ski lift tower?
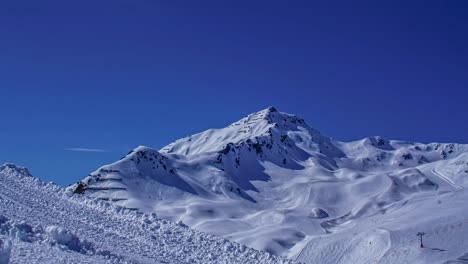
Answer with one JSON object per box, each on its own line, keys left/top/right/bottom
{"left": 417, "top": 232, "right": 426, "bottom": 248}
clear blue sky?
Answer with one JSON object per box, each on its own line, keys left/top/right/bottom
{"left": 0, "top": 0, "right": 467, "bottom": 185}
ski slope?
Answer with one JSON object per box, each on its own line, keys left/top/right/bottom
{"left": 65, "top": 107, "right": 468, "bottom": 263}
{"left": 294, "top": 167, "right": 468, "bottom": 264}
{"left": 0, "top": 164, "right": 293, "bottom": 264}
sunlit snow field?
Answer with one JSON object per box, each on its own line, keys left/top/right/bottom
{"left": 63, "top": 108, "right": 468, "bottom": 263}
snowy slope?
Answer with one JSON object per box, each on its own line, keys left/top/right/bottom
{"left": 0, "top": 164, "right": 293, "bottom": 264}
{"left": 294, "top": 159, "right": 468, "bottom": 264}
{"left": 70, "top": 107, "right": 468, "bottom": 263}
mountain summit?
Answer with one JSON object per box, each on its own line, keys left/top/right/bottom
{"left": 69, "top": 108, "right": 468, "bottom": 261}
{"left": 161, "top": 107, "right": 326, "bottom": 155}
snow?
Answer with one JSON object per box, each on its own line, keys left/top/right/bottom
{"left": 66, "top": 107, "right": 468, "bottom": 263}
{"left": 45, "top": 225, "right": 92, "bottom": 253}
{"left": 308, "top": 208, "right": 329, "bottom": 219}
{"left": 0, "top": 238, "right": 11, "bottom": 264}
{"left": 294, "top": 187, "right": 468, "bottom": 264}
{"left": 7, "top": 107, "right": 468, "bottom": 263}
{"left": 0, "top": 164, "right": 294, "bottom": 263}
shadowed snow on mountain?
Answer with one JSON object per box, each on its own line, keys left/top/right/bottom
{"left": 65, "top": 107, "right": 468, "bottom": 262}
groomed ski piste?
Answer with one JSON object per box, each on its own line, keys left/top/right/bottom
{"left": 0, "top": 163, "right": 294, "bottom": 264}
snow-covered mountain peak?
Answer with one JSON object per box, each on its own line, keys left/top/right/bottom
{"left": 125, "top": 145, "right": 164, "bottom": 159}
{"left": 226, "top": 106, "right": 311, "bottom": 134}
{"left": 160, "top": 107, "right": 325, "bottom": 156}
{"left": 0, "top": 163, "right": 32, "bottom": 178}
{"left": 363, "top": 136, "right": 393, "bottom": 149}
{"left": 68, "top": 107, "right": 468, "bottom": 261}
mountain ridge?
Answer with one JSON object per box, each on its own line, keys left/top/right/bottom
{"left": 68, "top": 107, "right": 468, "bottom": 262}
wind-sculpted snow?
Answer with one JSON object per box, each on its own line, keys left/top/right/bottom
{"left": 67, "top": 107, "right": 468, "bottom": 262}
{"left": 0, "top": 164, "right": 294, "bottom": 264}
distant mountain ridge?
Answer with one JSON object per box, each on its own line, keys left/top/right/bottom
{"left": 68, "top": 107, "right": 468, "bottom": 262}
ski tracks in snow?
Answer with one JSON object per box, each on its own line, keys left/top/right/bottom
{"left": 295, "top": 228, "right": 391, "bottom": 264}
{"left": 431, "top": 169, "right": 463, "bottom": 191}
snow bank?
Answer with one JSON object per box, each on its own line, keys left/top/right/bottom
{"left": 45, "top": 226, "right": 93, "bottom": 253}
{"left": 0, "top": 238, "right": 11, "bottom": 264}
{"left": 0, "top": 166, "right": 294, "bottom": 264}
{"left": 0, "top": 214, "right": 94, "bottom": 256}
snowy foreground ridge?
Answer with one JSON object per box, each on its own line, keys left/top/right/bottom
{"left": 0, "top": 164, "right": 293, "bottom": 264}
{"left": 3, "top": 107, "right": 468, "bottom": 264}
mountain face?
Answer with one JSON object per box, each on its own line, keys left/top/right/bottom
{"left": 0, "top": 163, "right": 292, "bottom": 264}
{"left": 69, "top": 107, "right": 468, "bottom": 263}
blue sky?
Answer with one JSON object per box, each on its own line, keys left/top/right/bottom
{"left": 0, "top": 1, "right": 467, "bottom": 185}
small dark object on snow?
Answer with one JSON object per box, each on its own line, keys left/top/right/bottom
{"left": 417, "top": 232, "right": 426, "bottom": 248}
{"left": 74, "top": 182, "right": 86, "bottom": 194}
